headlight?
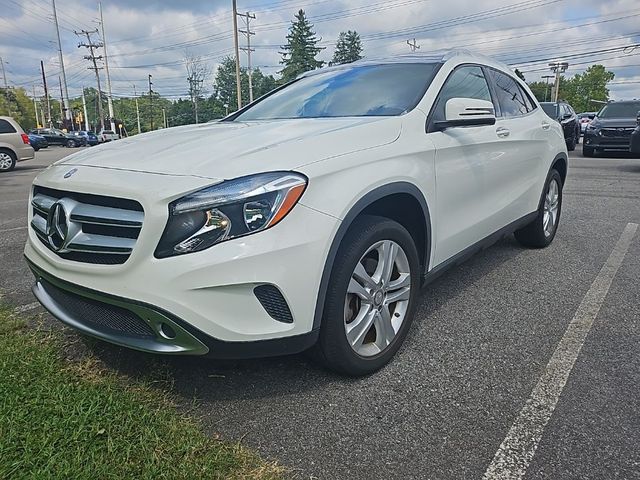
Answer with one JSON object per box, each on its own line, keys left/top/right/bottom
{"left": 155, "top": 171, "right": 307, "bottom": 258}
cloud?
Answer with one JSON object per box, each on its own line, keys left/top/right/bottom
{"left": 1, "top": 0, "right": 638, "bottom": 102}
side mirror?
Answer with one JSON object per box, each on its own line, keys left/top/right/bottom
{"left": 434, "top": 98, "right": 496, "bottom": 131}
{"left": 562, "top": 113, "right": 572, "bottom": 120}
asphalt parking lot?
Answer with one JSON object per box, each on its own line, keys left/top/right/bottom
{"left": 1, "top": 145, "right": 639, "bottom": 479}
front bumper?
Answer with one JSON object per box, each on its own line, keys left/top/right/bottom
{"left": 583, "top": 131, "right": 632, "bottom": 151}
{"left": 24, "top": 166, "right": 339, "bottom": 355}
{"left": 630, "top": 130, "right": 640, "bottom": 154}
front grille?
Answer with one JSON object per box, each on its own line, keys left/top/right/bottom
{"left": 41, "top": 278, "right": 156, "bottom": 338}
{"left": 254, "top": 285, "right": 294, "bottom": 323}
{"left": 600, "top": 128, "right": 633, "bottom": 138}
{"left": 30, "top": 186, "right": 144, "bottom": 265}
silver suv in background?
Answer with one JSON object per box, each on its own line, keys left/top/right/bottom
{"left": 0, "top": 116, "right": 35, "bottom": 172}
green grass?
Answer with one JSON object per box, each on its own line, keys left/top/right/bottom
{"left": 0, "top": 307, "right": 284, "bottom": 479}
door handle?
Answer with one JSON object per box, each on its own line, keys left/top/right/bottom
{"left": 496, "top": 127, "right": 510, "bottom": 138}
{"left": 541, "top": 122, "right": 551, "bottom": 130}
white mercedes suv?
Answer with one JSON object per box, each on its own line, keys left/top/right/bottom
{"left": 25, "top": 51, "right": 567, "bottom": 375}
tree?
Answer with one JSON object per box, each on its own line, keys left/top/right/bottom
{"left": 527, "top": 80, "right": 551, "bottom": 102}
{"left": 0, "top": 87, "right": 37, "bottom": 130}
{"left": 331, "top": 30, "right": 363, "bottom": 65}
{"left": 184, "top": 52, "right": 211, "bottom": 123}
{"left": 279, "top": 9, "right": 324, "bottom": 82}
{"left": 560, "top": 65, "right": 614, "bottom": 112}
{"left": 212, "top": 56, "right": 276, "bottom": 112}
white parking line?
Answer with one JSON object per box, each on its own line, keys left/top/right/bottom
{"left": 0, "top": 226, "right": 27, "bottom": 234}
{"left": 483, "top": 222, "right": 638, "bottom": 480}
{"left": 14, "top": 302, "right": 41, "bottom": 314}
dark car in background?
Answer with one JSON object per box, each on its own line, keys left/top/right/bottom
{"left": 630, "top": 112, "right": 640, "bottom": 156}
{"left": 29, "top": 128, "right": 85, "bottom": 148}
{"left": 577, "top": 112, "right": 597, "bottom": 135}
{"left": 72, "top": 130, "right": 99, "bottom": 146}
{"left": 540, "top": 101, "right": 580, "bottom": 151}
{"left": 28, "top": 133, "right": 48, "bottom": 151}
{"left": 583, "top": 100, "right": 640, "bottom": 157}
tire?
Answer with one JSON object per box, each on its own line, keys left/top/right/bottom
{"left": 566, "top": 135, "right": 576, "bottom": 151}
{"left": 310, "top": 215, "right": 420, "bottom": 376}
{"left": 515, "top": 169, "right": 563, "bottom": 248}
{"left": 582, "top": 145, "right": 595, "bottom": 157}
{"left": 33, "top": 146, "right": 40, "bottom": 152}
{"left": 0, "top": 149, "right": 17, "bottom": 172}
{"left": 66, "top": 139, "right": 76, "bottom": 148}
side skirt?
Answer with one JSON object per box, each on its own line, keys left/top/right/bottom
{"left": 422, "top": 211, "right": 538, "bottom": 286}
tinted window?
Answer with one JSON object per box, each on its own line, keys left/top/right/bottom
{"left": 0, "top": 119, "right": 16, "bottom": 134}
{"left": 432, "top": 66, "right": 492, "bottom": 121}
{"left": 541, "top": 103, "right": 558, "bottom": 117}
{"left": 598, "top": 102, "right": 640, "bottom": 119}
{"left": 234, "top": 63, "right": 440, "bottom": 120}
{"left": 520, "top": 86, "right": 537, "bottom": 112}
{"left": 490, "top": 70, "right": 529, "bottom": 117}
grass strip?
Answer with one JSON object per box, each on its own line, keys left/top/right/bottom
{"left": 0, "top": 308, "right": 283, "bottom": 479}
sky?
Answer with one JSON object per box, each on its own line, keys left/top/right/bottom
{"left": 1, "top": 0, "right": 639, "bottom": 103}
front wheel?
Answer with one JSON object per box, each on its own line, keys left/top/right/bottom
{"left": 0, "top": 150, "right": 17, "bottom": 172}
{"left": 515, "top": 169, "right": 562, "bottom": 248}
{"left": 66, "top": 139, "right": 76, "bottom": 148}
{"left": 311, "top": 215, "right": 420, "bottom": 376}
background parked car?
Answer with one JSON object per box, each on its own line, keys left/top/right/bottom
{"left": 0, "top": 116, "right": 35, "bottom": 172}
{"left": 540, "top": 101, "right": 581, "bottom": 151}
{"left": 577, "top": 112, "right": 597, "bottom": 135}
{"left": 583, "top": 100, "right": 640, "bottom": 157}
{"left": 72, "top": 130, "right": 99, "bottom": 146}
{"left": 98, "top": 130, "right": 120, "bottom": 142}
{"left": 630, "top": 112, "right": 640, "bottom": 155}
{"left": 28, "top": 133, "right": 48, "bottom": 151}
{"left": 30, "top": 128, "right": 86, "bottom": 147}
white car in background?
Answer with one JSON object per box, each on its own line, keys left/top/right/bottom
{"left": 98, "top": 129, "right": 120, "bottom": 142}
{"left": 25, "top": 50, "right": 567, "bottom": 375}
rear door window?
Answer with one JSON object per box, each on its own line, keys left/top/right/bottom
{"left": 0, "top": 119, "right": 16, "bottom": 134}
{"left": 431, "top": 65, "right": 493, "bottom": 122}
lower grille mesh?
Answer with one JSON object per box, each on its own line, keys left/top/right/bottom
{"left": 41, "top": 279, "right": 156, "bottom": 338}
{"left": 254, "top": 285, "right": 293, "bottom": 324}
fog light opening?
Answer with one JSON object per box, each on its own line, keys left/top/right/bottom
{"left": 159, "top": 322, "right": 177, "bottom": 340}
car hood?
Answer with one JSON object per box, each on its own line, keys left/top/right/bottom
{"left": 57, "top": 117, "right": 402, "bottom": 180}
{"left": 592, "top": 118, "right": 638, "bottom": 128}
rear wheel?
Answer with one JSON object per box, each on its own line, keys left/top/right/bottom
{"left": 66, "top": 139, "right": 76, "bottom": 148}
{"left": 515, "top": 169, "right": 562, "bottom": 248}
{"left": 311, "top": 215, "right": 420, "bottom": 376}
{"left": 0, "top": 149, "right": 17, "bottom": 172}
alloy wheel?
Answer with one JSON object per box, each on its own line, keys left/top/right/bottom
{"left": 0, "top": 152, "right": 14, "bottom": 170}
{"left": 344, "top": 240, "right": 412, "bottom": 357}
{"left": 543, "top": 178, "right": 560, "bottom": 237}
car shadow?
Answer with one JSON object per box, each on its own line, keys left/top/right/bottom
{"left": 80, "top": 236, "right": 526, "bottom": 402}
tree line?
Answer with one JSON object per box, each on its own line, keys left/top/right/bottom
{"left": 0, "top": 8, "right": 615, "bottom": 133}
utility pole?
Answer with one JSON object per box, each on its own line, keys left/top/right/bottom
{"left": 40, "top": 60, "right": 52, "bottom": 127}
{"left": 32, "top": 85, "right": 40, "bottom": 128}
{"left": 407, "top": 38, "right": 420, "bottom": 52}
{"left": 76, "top": 29, "right": 105, "bottom": 131}
{"left": 187, "top": 75, "right": 203, "bottom": 123}
{"left": 81, "top": 88, "right": 89, "bottom": 130}
{"left": 548, "top": 61, "right": 568, "bottom": 103}
{"left": 232, "top": 0, "right": 242, "bottom": 110}
{"left": 58, "top": 76, "right": 65, "bottom": 126}
{"left": 0, "top": 57, "right": 7, "bottom": 90}
{"left": 98, "top": 2, "right": 116, "bottom": 132}
{"left": 162, "top": 107, "right": 167, "bottom": 129}
{"left": 237, "top": 11, "right": 256, "bottom": 103}
{"left": 541, "top": 74, "right": 554, "bottom": 102}
{"left": 148, "top": 74, "right": 154, "bottom": 131}
{"left": 52, "top": 0, "right": 71, "bottom": 126}
{"left": 133, "top": 84, "right": 141, "bottom": 134}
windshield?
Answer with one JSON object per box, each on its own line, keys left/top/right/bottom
{"left": 541, "top": 103, "right": 558, "bottom": 117}
{"left": 234, "top": 63, "right": 440, "bottom": 121}
{"left": 598, "top": 102, "right": 640, "bottom": 119}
